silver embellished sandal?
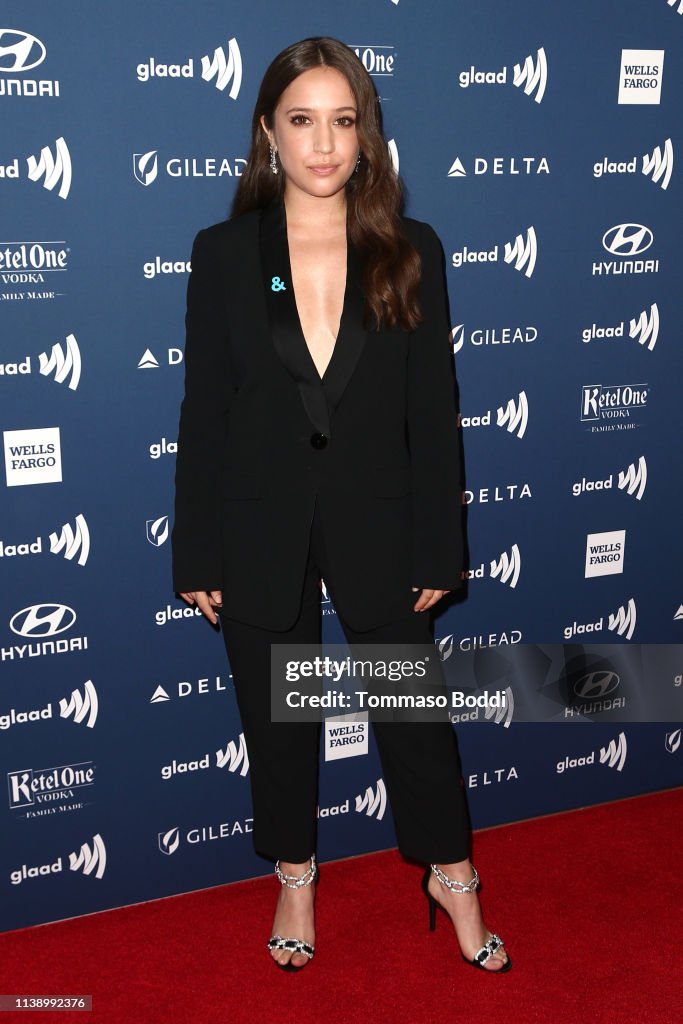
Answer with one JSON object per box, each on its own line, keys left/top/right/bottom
{"left": 267, "top": 853, "right": 317, "bottom": 972}
{"left": 421, "top": 862, "right": 512, "bottom": 973}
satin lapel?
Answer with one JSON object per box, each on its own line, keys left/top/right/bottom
{"left": 259, "top": 194, "right": 369, "bottom": 438}
{"left": 259, "top": 195, "right": 330, "bottom": 437}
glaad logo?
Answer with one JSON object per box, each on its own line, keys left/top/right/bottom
{"left": 355, "top": 778, "right": 386, "bottom": 819}
{"left": 0, "top": 240, "right": 69, "bottom": 302}
{"left": 27, "top": 137, "right": 71, "bottom": 198}
{"left": 0, "top": 514, "right": 90, "bottom": 564}
{"left": 582, "top": 303, "right": 659, "bottom": 352}
{"left": 387, "top": 138, "right": 399, "bottom": 174}
{"left": 594, "top": 139, "right": 673, "bottom": 190}
{"left": 451, "top": 323, "right": 538, "bottom": 353}
{"left": 564, "top": 598, "right": 637, "bottom": 641}
{"left": 146, "top": 515, "right": 169, "bottom": 547}
{"left": 585, "top": 530, "right": 625, "bottom": 579}
{"left": 459, "top": 48, "right": 548, "bottom": 103}
{"left": 448, "top": 154, "right": 549, "bottom": 177}
{"left": 593, "top": 224, "right": 658, "bottom": 276}
{"left": 40, "top": 334, "right": 81, "bottom": 389}
{"left": 0, "top": 28, "right": 59, "bottom": 97}
{"left": 143, "top": 257, "right": 191, "bottom": 280}
{"left": 451, "top": 228, "right": 537, "bottom": 278}
{"left": 0, "top": 333, "right": 81, "bottom": 389}
{"left": 59, "top": 680, "right": 98, "bottom": 727}
{"left": 490, "top": 545, "right": 521, "bottom": 588}
{"left": 498, "top": 392, "right": 529, "bottom": 438}
{"left": 216, "top": 734, "right": 250, "bottom": 776}
{"left": 1, "top": 138, "right": 72, "bottom": 199}
{"left": 10, "top": 833, "right": 106, "bottom": 885}
{"left": 572, "top": 457, "right": 647, "bottom": 501}
{"left": 149, "top": 437, "right": 177, "bottom": 459}
{"left": 4, "top": 426, "right": 62, "bottom": 487}
{"left": 458, "top": 391, "right": 529, "bottom": 437}
{"left": 50, "top": 514, "right": 90, "bottom": 564}
{"left": 136, "top": 39, "right": 242, "bottom": 99}
{"left": 0, "top": 679, "right": 98, "bottom": 731}
{"left": 667, "top": 0, "right": 683, "bottom": 14}
{"left": 133, "top": 148, "right": 246, "bottom": 186}
{"left": 556, "top": 733, "right": 627, "bottom": 773}
{"left": 618, "top": 49, "right": 664, "bottom": 105}
{"left": 161, "top": 733, "right": 250, "bottom": 779}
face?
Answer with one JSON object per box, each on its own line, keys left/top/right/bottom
{"left": 261, "top": 65, "right": 359, "bottom": 201}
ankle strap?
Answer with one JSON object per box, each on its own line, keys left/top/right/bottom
{"left": 275, "top": 853, "right": 317, "bottom": 889}
{"left": 430, "top": 862, "right": 480, "bottom": 893}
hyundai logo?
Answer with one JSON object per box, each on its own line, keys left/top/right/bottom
{"left": 573, "top": 671, "right": 621, "bottom": 700}
{"left": 10, "top": 603, "right": 77, "bottom": 638}
{"left": 0, "top": 29, "right": 46, "bottom": 73}
{"left": 602, "top": 223, "right": 653, "bottom": 257}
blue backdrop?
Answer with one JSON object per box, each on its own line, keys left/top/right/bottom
{"left": 1, "top": 0, "right": 681, "bottom": 931}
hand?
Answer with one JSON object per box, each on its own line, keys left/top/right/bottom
{"left": 179, "top": 589, "right": 223, "bottom": 624}
{"left": 412, "top": 586, "right": 450, "bottom": 612}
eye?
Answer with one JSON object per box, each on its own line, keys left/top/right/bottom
{"left": 336, "top": 116, "right": 356, "bottom": 127}
{"left": 290, "top": 114, "right": 310, "bottom": 125}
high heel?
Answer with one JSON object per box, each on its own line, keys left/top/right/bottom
{"left": 267, "top": 854, "right": 317, "bottom": 972}
{"left": 421, "top": 864, "right": 512, "bottom": 974}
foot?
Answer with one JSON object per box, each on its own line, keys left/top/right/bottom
{"left": 428, "top": 860, "right": 509, "bottom": 972}
{"left": 270, "top": 859, "right": 316, "bottom": 969}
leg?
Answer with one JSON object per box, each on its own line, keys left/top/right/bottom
{"left": 218, "top": 498, "right": 328, "bottom": 968}
{"left": 312, "top": 513, "right": 509, "bottom": 970}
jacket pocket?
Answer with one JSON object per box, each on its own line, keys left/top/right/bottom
{"left": 372, "top": 467, "right": 412, "bottom": 497}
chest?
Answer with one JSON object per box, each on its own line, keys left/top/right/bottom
{"left": 287, "top": 233, "right": 348, "bottom": 377}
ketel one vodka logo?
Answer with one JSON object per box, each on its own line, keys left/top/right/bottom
{"left": 459, "top": 48, "right": 548, "bottom": 103}
{"left": 580, "top": 383, "right": 649, "bottom": 429}
{"left": 136, "top": 38, "right": 242, "bottom": 99}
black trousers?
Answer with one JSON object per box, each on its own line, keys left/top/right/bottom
{"left": 218, "top": 496, "right": 472, "bottom": 865}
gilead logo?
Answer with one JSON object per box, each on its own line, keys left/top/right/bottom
{"left": 3, "top": 426, "right": 62, "bottom": 486}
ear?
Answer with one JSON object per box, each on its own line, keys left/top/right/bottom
{"left": 259, "top": 115, "right": 273, "bottom": 148}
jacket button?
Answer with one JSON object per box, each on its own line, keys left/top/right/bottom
{"left": 310, "top": 432, "right": 328, "bottom": 449}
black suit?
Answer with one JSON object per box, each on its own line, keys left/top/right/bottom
{"left": 171, "top": 192, "right": 465, "bottom": 631}
{"left": 171, "top": 193, "right": 471, "bottom": 865}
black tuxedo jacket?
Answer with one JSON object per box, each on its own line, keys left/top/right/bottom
{"left": 171, "top": 193, "right": 465, "bottom": 631}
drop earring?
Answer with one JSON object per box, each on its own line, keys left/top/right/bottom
{"left": 354, "top": 150, "right": 361, "bottom": 174}
{"left": 269, "top": 143, "right": 278, "bottom": 175}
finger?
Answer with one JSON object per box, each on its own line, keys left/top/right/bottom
{"left": 180, "top": 592, "right": 196, "bottom": 605}
{"left": 413, "top": 588, "right": 433, "bottom": 612}
{"left": 195, "top": 593, "right": 218, "bottom": 625}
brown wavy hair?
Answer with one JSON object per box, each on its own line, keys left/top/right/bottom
{"left": 231, "top": 36, "right": 424, "bottom": 332}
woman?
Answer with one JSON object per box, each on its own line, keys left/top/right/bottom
{"left": 171, "top": 36, "right": 511, "bottom": 975}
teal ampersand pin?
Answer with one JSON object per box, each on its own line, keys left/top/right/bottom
{"left": 271, "top": 276, "right": 286, "bottom": 292}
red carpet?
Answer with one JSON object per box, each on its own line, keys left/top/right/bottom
{"left": 2, "top": 788, "right": 681, "bottom": 1024}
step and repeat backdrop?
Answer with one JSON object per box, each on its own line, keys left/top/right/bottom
{"left": 2, "top": 0, "right": 682, "bottom": 931}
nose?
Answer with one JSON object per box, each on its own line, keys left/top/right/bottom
{"left": 313, "top": 123, "right": 334, "bottom": 154}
